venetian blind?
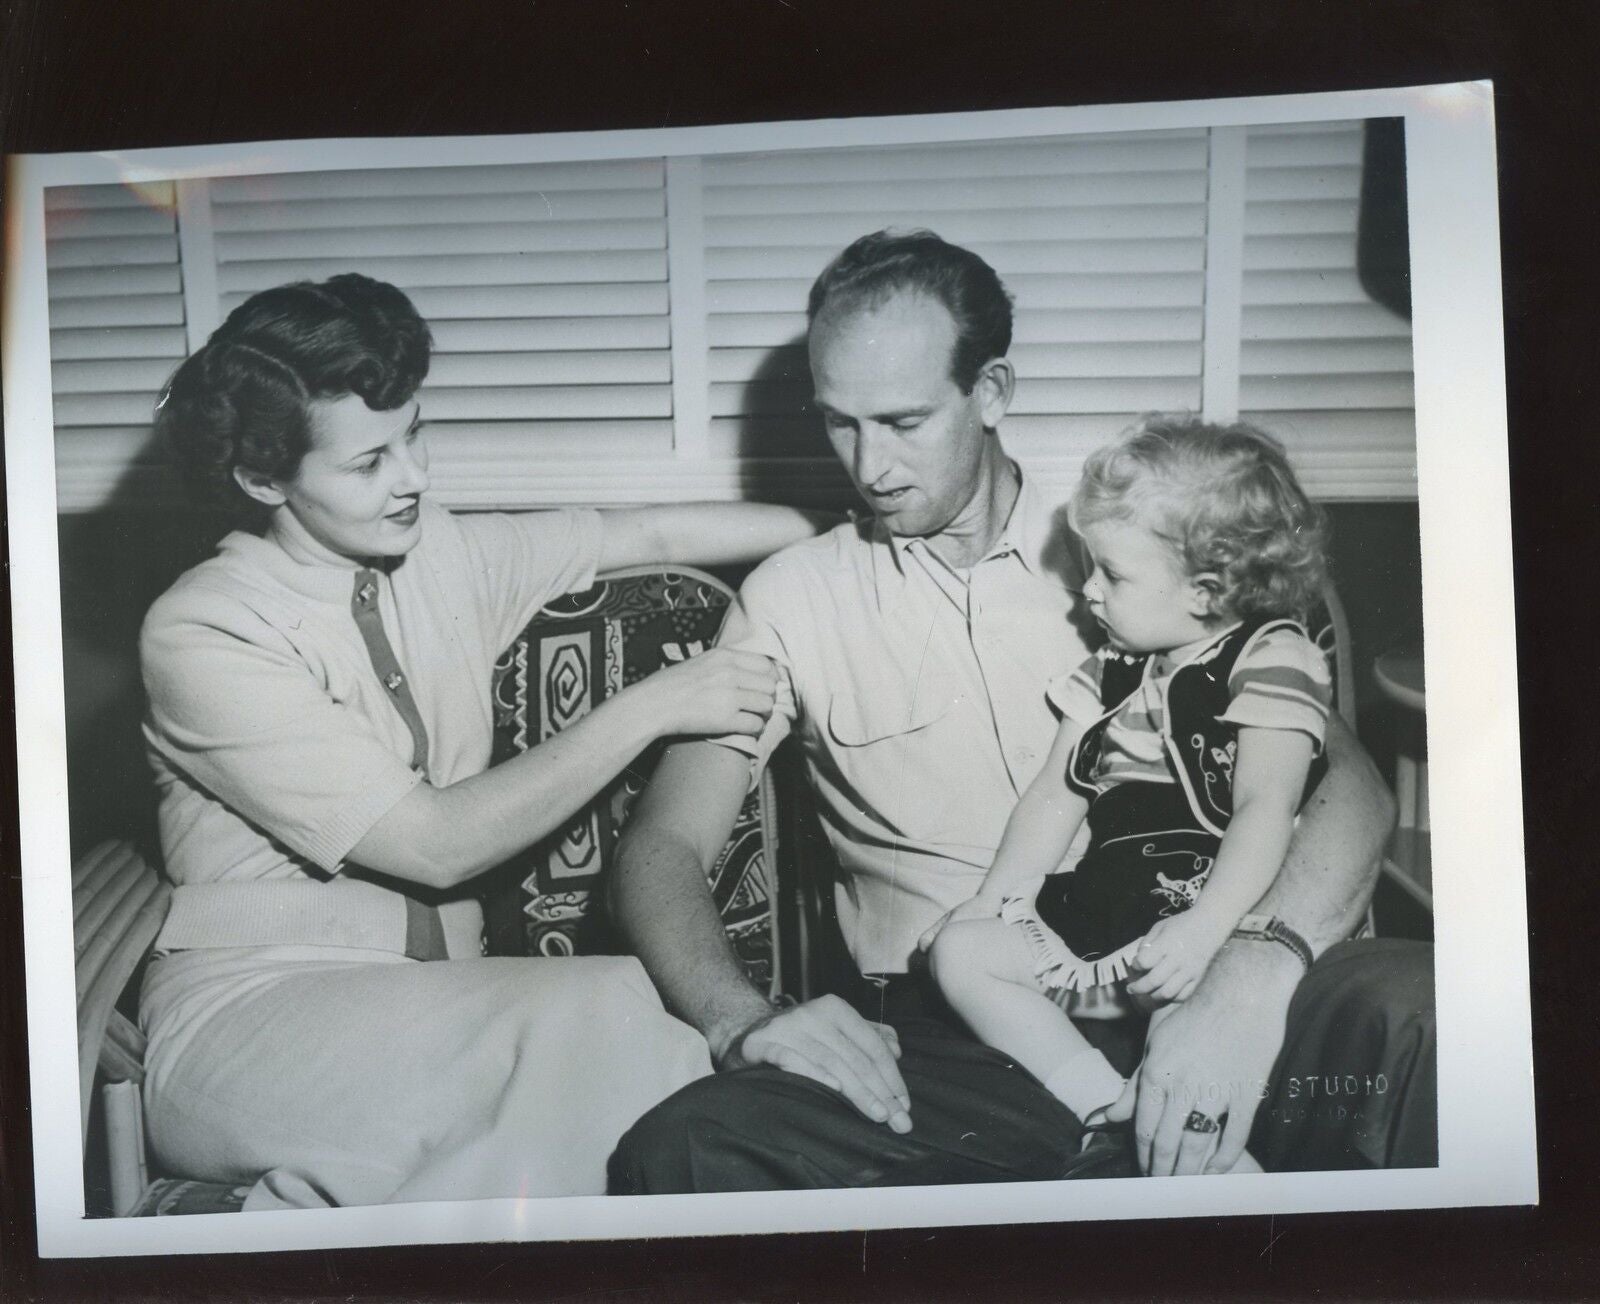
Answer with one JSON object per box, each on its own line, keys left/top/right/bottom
{"left": 1239, "top": 121, "right": 1416, "bottom": 496}
{"left": 204, "top": 160, "right": 675, "bottom": 496}
{"left": 699, "top": 130, "right": 1210, "bottom": 475}
{"left": 43, "top": 126, "right": 1419, "bottom": 512}
{"left": 44, "top": 183, "right": 188, "bottom": 510}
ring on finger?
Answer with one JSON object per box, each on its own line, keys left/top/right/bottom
{"left": 1182, "top": 1109, "right": 1221, "bottom": 1135}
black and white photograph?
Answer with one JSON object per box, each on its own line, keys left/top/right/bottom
{"left": 3, "top": 82, "right": 1531, "bottom": 1259}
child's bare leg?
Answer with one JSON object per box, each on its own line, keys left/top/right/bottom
{"left": 929, "top": 918, "right": 1124, "bottom": 1124}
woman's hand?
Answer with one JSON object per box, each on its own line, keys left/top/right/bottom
{"left": 637, "top": 648, "right": 779, "bottom": 739}
{"left": 917, "top": 891, "right": 1006, "bottom": 953}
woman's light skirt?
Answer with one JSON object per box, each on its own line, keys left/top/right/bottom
{"left": 140, "top": 947, "right": 712, "bottom": 1209}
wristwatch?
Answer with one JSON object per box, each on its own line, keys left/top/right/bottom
{"left": 1232, "top": 913, "right": 1315, "bottom": 973}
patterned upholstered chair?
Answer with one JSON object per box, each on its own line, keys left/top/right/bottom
{"left": 482, "top": 565, "right": 786, "bottom": 997}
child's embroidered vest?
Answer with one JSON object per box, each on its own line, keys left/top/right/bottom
{"left": 1011, "top": 617, "right": 1332, "bottom": 992}
{"left": 1065, "top": 618, "right": 1329, "bottom": 836}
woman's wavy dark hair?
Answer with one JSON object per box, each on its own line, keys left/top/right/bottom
{"left": 154, "top": 274, "right": 431, "bottom": 520}
{"left": 1072, "top": 415, "right": 1329, "bottom": 622}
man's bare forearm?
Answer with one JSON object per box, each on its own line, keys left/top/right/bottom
{"left": 1253, "top": 713, "right": 1395, "bottom": 955}
{"left": 1174, "top": 715, "right": 1396, "bottom": 1028}
{"left": 611, "top": 742, "right": 774, "bottom": 1060}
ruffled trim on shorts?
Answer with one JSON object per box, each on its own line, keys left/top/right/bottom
{"left": 999, "top": 895, "right": 1146, "bottom": 993}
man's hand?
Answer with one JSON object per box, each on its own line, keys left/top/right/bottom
{"left": 720, "top": 995, "right": 913, "bottom": 1133}
{"left": 1107, "top": 939, "right": 1301, "bottom": 1175}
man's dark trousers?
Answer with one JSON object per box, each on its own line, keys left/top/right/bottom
{"left": 608, "top": 938, "right": 1436, "bottom": 1193}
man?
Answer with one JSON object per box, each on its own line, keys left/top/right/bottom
{"left": 609, "top": 230, "right": 1435, "bottom": 1190}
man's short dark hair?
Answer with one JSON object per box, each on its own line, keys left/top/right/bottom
{"left": 155, "top": 273, "right": 431, "bottom": 519}
{"left": 806, "top": 229, "right": 1014, "bottom": 393}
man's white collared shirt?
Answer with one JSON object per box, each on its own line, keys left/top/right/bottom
{"left": 715, "top": 473, "right": 1096, "bottom": 974}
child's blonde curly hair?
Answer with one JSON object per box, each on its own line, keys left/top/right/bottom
{"left": 1072, "top": 415, "right": 1328, "bottom": 622}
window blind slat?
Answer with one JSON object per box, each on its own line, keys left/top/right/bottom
{"left": 707, "top": 207, "right": 1205, "bottom": 247}
{"left": 708, "top": 272, "right": 1205, "bottom": 315}
{"left": 1245, "top": 128, "right": 1365, "bottom": 166}
{"left": 208, "top": 161, "right": 665, "bottom": 203}
{"left": 47, "top": 264, "right": 185, "bottom": 299}
{"left": 706, "top": 340, "right": 1202, "bottom": 386}
{"left": 54, "top": 392, "right": 171, "bottom": 426}
{"left": 420, "top": 385, "right": 672, "bottom": 421}
{"left": 429, "top": 317, "right": 671, "bottom": 352}
{"left": 47, "top": 295, "right": 186, "bottom": 328}
{"left": 1242, "top": 270, "right": 1374, "bottom": 306}
{"left": 219, "top": 283, "right": 670, "bottom": 320}
{"left": 1244, "top": 166, "right": 1363, "bottom": 202}
{"left": 216, "top": 218, "right": 666, "bottom": 262}
{"left": 46, "top": 236, "right": 180, "bottom": 270}
{"left": 713, "top": 376, "right": 1200, "bottom": 419}
{"left": 708, "top": 411, "right": 1147, "bottom": 460}
{"left": 1242, "top": 408, "right": 1416, "bottom": 447}
{"left": 218, "top": 249, "right": 667, "bottom": 293}
{"left": 1242, "top": 234, "right": 1359, "bottom": 271}
{"left": 704, "top": 172, "right": 1209, "bottom": 216}
{"left": 49, "top": 326, "right": 189, "bottom": 361}
{"left": 702, "top": 134, "right": 1207, "bottom": 185}
{"left": 427, "top": 350, "right": 671, "bottom": 387}
{"left": 46, "top": 182, "right": 177, "bottom": 211}
{"left": 705, "top": 307, "right": 1205, "bottom": 349}
{"left": 51, "top": 357, "right": 180, "bottom": 395}
{"left": 35, "top": 205, "right": 178, "bottom": 238}
{"left": 210, "top": 188, "right": 666, "bottom": 232}
{"left": 1239, "top": 374, "right": 1415, "bottom": 410}
{"left": 420, "top": 420, "right": 675, "bottom": 456}
{"left": 1243, "top": 302, "right": 1411, "bottom": 340}
{"left": 1242, "top": 338, "right": 1415, "bottom": 375}
{"left": 1243, "top": 201, "right": 1362, "bottom": 237}
{"left": 707, "top": 238, "right": 1205, "bottom": 280}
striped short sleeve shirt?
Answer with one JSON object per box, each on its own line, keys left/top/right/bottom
{"left": 1047, "top": 623, "right": 1332, "bottom": 793}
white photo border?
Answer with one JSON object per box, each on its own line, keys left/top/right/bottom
{"left": 2, "top": 80, "right": 1532, "bottom": 1258}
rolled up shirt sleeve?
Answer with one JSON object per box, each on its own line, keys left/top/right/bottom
{"left": 142, "top": 586, "right": 423, "bottom": 875}
{"left": 703, "top": 557, "right": 800, "bottom": 776}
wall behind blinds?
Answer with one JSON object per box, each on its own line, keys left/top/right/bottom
{"left": 44, "top": 183, "right": 188, "bottom": 510}
{"left": 44, "top": 120, "right": 1416, "bottom": 512}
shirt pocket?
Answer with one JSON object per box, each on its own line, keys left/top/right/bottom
{"left": 824, "top": 674, "right": 964, "bottom": 841}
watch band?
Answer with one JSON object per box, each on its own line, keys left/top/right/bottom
{"left": 1232, "top": 913, "right": 1315, "bottom": 973}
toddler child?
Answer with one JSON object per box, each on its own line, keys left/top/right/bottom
{"left": 922, "top": 416, "right": 1333, "bottom": 1173}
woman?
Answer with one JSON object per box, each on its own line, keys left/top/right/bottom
{"left": 137, "top": 273, "right": 823, "bottom": 1209}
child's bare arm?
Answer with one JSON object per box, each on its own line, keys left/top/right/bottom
{"left": 917, "top": 715, "right": 1089, "bottom": 950}
{"left": 1127, "top": 727, "right": 1314, "bottom": 1002}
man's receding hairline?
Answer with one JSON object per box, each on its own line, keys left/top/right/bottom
{"left": 809, "top": 284, "right": 953, "bottom": 333}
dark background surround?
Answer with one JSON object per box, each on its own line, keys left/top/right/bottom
{"left": 4, "top": 1, "right": 1596, "bottom": 1300}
